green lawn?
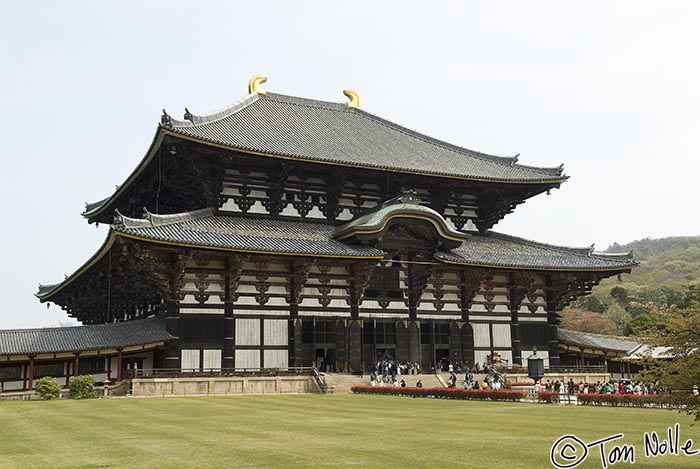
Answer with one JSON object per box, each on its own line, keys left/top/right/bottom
{"left": 1, "top": 394, "right": 699, "bottom": 468}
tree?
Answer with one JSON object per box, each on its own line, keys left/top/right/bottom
{"left": 559, "top": 308, "right": 622, "bottom": 335}
{"left": 638, "top": 304, "right": 700, "bottom": 420}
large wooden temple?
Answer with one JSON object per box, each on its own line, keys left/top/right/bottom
{"left": 2, "top": 76, "right": 637, "bottom": 391}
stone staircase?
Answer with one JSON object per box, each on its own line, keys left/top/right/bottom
{"left": 323, "top": 373, "right": 447, "bottom": 394}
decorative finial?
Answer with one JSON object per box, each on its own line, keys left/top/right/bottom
{"left": 248, "top": 75, "right": 268, "bottom": 95}
{"left": 343, "top": 89, "right": 360, "bottom": 108}
{"left": 184, "top": 108, "right": 193, "bottom": 122}
{"left": 160, "top": 109, "right": 173, "bottom": 129}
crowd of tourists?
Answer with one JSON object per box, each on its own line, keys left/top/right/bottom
{"left": 536, "top": 378, "right": 663, "bottom": 395}
{"left": 368, "top": 360, "right": 504, "bottom": 390}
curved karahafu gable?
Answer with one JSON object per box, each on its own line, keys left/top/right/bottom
{"left": 334, "top": 191, "right": 468, "bottom": 250}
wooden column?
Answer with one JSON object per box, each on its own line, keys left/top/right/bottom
{"left": 73, "top": 353, "right": 80, "bottom": 376}
{"left": 407, "top": 320, "right": 420, "bottom": 364}
{"left": 164, "top": 300, "right": 181, "bottom": 369}
{"left": 347, "top": 319, "right": 362, "bottom": 372}
{"left": 544, "top": 275, "right": 561, "bottom": 368}
{"left": 27, "top": 356, "right": 35, "bottom": 391}
{"left": 116, "top": 349, "right": 123, "bottom": 381}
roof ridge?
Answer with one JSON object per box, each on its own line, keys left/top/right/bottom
{"left": 353, "top": 108, "right": 564, "bottom": 177}
{"left": 113, "top": 207, "right": 214, "bottom": 229}
{"left": 167, "top": 90, "right": 563, "bottom": 177}
{"left": 0, "top": 316, "right": 164, "bottom": 334}
{"left": 487, "top": 231, "right": 595, "bottom": 256}
{"left": 168, "top": 93, "right": 261, "bottom": 128}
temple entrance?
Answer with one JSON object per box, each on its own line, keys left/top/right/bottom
{"left": 435, "top": 349, "right": 450, "bottom": 371}
{"left": 315, "top": 348, "right": 335, "bottom": 372}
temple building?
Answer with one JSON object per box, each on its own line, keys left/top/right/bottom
{"left": 1, "top": 76, "right": 637, "bottom": 391}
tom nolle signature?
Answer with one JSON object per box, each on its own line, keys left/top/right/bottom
{"left": 550, "top": 424, "right": 698, "bottom": 468}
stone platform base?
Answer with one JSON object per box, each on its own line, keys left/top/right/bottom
{"left": 131, "top": 375, "right": 319, "bottom": 397}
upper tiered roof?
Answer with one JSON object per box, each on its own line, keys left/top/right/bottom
{"left": 162, "top": 92, "right": 565, "bottom": 182}
{"left": 83, "top": 78, "right": 567, "bottom": 222}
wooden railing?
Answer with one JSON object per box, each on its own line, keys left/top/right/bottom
{"left": 312, "top": 366, "right": 327, "bottom": 393}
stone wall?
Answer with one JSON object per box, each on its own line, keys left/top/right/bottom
{"left": 131, "top": 375, "right": 319, "bottom": 397}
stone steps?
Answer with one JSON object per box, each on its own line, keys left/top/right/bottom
{"left": 323, "top": 373, "right": 447, "bottom": 394}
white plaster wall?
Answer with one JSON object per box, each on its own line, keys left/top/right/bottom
{"left": 264, "top": 350, "right": 288, "bottom": 369}
{"left": 235, "top": 350, "right": 260, "bottom": 369}
{"left": 473, "top": 323, "right": 490, "bottom": 348}
{"left": 236, "top": 318, "right": 260, "bottom": 345}
{"left": 203, "top": 349, "right": 222, "bottom": 370}
{"left": 492, "top": 323, "right": 512, "bottom": 348}
{"left": 264, "top": 319, "right": 288, "bottom": 346}
{"left": 181, "top": 349, "right": 200, "bottom": 370}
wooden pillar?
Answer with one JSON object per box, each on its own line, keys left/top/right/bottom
{"left": 335, "top": 319, "right": 347, "bottom": 372}
{"left": 223, "top": 301, "right": 234, "bottom": 369}
{"left": 73, "top": 353, "right": 80, "bottom": 376}
{"left": 626, "top": 361, "right": 631, "bottom": 379}
{"left": 164, "top": 300, "right": 181, "bottom": 369}
{"left": 347, "top": 319, "right": 362, "bottom": 372}
{"left": 579, "top": 351, "right": 584, "bottom": 368}
{"left": 544, "top": 276, "right": 561, "bottom": 368}
{"left": 116, "top": 349, "right": 123, "bottom": 381}
{"left": 27, "top": 356, "right": 35, "bottom": 391}
{"left": 407, "top": 320, "right": 420, "bottom": 364}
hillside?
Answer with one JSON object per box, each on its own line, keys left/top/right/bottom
{"left": 560, "top": 235, "right": 700, "bottom": 336}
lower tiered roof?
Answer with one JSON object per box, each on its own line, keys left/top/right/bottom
{"left": 0, "top": 317, "right": 170, "bottom": 355}
{"left": 37, "top": 206, "right": 636, "bottom": 302}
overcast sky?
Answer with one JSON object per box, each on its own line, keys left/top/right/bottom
{"left": 1, "top": 1, "right": 698, "bottom": 329}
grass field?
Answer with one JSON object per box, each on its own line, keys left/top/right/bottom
{"left": 1, "top": 394, "right": 699, "bottom": 468}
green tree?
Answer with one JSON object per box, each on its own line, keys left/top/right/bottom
{"left": 603, "top": 303, "right": 633, "bottom": 334}
{"left": 638, "top": 304, "right": 700, "bottom": 420}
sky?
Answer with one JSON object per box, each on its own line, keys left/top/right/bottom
{"left": 1, "top": 1, "right": 698, "bottom": 329}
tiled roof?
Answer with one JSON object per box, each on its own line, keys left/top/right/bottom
{"left": 0, "top": 317, "right": 170, "bottom": 355}
{"left": 114, "top": 208, "right": 384, "bottom": 258}
{"left": 435, "top": 232, "right": 637, "bottom": 271}
{"left": 558, "top": 328, "right": 640, "bottom": 353}
{"left": 164, "top": 92, "right": 566, "bottom": 183}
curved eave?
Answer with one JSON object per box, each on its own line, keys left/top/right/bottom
{"left": 81, "top": 124, "right": 567, "bottom": 223}
{"left": 165, "top": 130, "right": 569, "bottom": 186}
{"left": 37, "top": 233, "right": 117, "bottom": 302}
{"left": 335, "top": 212, "right": 468, "bottom": 244}
{"left": 434, "top": 255, "right": 636, "bottom": 273}
{"left": 82, "top": 129, "right": 168, "bottom": 223}
{"left": 38, "top": 228, "right": 384, "bottom": 303}
{"left": 113, "top": 231, "right": 385, "bottom": 261}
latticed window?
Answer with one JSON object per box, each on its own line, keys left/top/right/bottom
{"left": 314, "top": 320, "right": 335, "bottom": 344}
{"left": 435, "top": 323, "right": 451, "bottom": 345}
{"left": 0, "top": 366, "right": 21, "bottom": 380}
{"left": 363, "top": 321, "right": 375, "bottom": 344}
{"left": 420, "top": 323, "right": 431, "bottom": 344}
{"left": 376, "top": 322, "right": 397, "bottom": 345}
{"left": 302, "top": 319, "right": 314, "bottom": 344}
{"left": 364, "top": 264, "right": 403, "bottom": 300}
{"left": 78, "top": 358, "right": 105, "bottom": 374}
{"left": 34, "top": 363, "right": 64, "bottom": 378}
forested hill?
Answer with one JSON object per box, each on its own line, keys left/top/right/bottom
{"left": 606, "top": 236, "right": 700, "bottom": 287}
{"left": 560, "top": 236, "right": 700, "bottom": 336}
